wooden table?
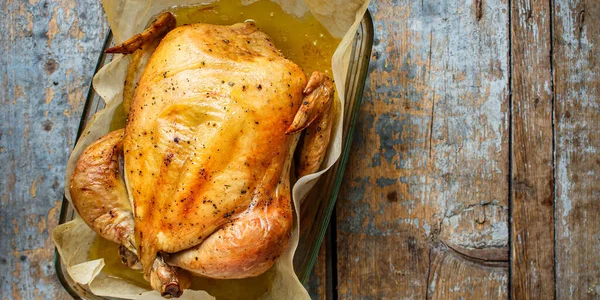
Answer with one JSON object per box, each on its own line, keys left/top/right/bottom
{"left": 1, "top": 0, "right": 598, "bottom": 299}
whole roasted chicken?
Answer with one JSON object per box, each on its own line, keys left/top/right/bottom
{"left": 69, "top": 12, "right": 334, "bottom": 298}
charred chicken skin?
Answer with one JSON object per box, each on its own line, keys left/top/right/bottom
{"left": 70, "top": 12, "right": 334, "bottom": 298}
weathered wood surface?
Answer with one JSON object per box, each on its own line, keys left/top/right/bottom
{"left": 510, "top": 0, "right": 555, "bottom": 298}
{"left": 305, "top": 232, "right": 330, "bottom": 299}
{"left": 554, "top": 0, "right": 600, "bottom": 298}
{"left": 335, "top": 0, "right": 510, "bottom": 298}
{"left": 0, "top": 0, "right": 109, "bottom": 299}
{"left": 1, "top": 0, "right": 600, "bottom": 299}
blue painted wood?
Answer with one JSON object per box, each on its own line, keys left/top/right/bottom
{"left": 334, "top": 0, "right": 511, "bottom": 298}
{"left": 0, "top": 0, "right": 108, "bottom": 298}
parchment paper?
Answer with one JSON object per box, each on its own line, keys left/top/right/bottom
{"left": 54, "top": 0, "right": 369, "bottom": 298}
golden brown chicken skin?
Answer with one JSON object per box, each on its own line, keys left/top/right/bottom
{"left": 70, "top": 13, "right": 334, "bottom": 298}
{"left": 70, "top": 129, "right": 135, "bottom": 253}
{"left": 125, "top": 22, "right": 307, "bottom": 275}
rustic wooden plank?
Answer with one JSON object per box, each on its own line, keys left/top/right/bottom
{"left": 0, "top": 0, "right": 108, "bottom": 298}
{"left": 335, "top": 0, "right": 510, "bottom": 298}
{"left": 304, "top": 232, "right": 329, "bottom": 300}
{"left": 510, "top": 0, "right": 555, "bottom": 298}
{"left": 428, "top": 246, "right": 508, "bottom": 299}
{"left": 553, "top": 0, "right": 600, "bottom": 298}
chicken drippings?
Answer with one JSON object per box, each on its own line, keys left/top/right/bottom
{"left": 90, "top": 235, "right": 274, "bottom": 298}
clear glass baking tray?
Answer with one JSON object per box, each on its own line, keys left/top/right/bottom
{"left": 55, "top": 10, "right": 373, "bottom": 299}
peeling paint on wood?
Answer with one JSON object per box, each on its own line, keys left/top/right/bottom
{"left": 335, "top": 0, "right": 510, "bottom": 298}
{"left": 0, "top": 0, "right": 109, "bottom": 298}
{"left": 554, "top": 0, "right": 600, "bottom": 298}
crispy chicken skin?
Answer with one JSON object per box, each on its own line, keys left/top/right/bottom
{"left": 124, "top": 22, "right": 307, "bottom": 279}
{"left": 70, "top": 129, "right": 135, "bottom": 253}
{"left": 167, "top": 142, "right": 295, "bottom": 279}
{"left": 70, "top": 13, "right": 334, "bottom": 297}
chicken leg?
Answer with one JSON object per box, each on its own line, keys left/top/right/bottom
{"left": 70, "top": 129, "right": 189, "bottom": 297}
{"left": 70, "top": 130, "right": 139, "bottom": 262}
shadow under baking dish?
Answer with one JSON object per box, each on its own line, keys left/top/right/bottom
{"left": 55, "top": 8, "right": 373, "bottom": 299}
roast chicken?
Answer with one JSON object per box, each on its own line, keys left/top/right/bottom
{"left": 69, "top": 12, "right": 334, "bottom": 298}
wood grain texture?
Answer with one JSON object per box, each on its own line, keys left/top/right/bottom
{"left": 510, "top": 0, "right": 555, "bottom": 298}
{"left": 0, "top": 0, "right": 108, "bottom": 299}
{"left": 305, "top": 233, "right": 329, "bottom": 299}
{"left": 335, "top": 0, "right": 510, "bottom": 298}
{"left": 553, "top": 0, "right": 600, "bottom": 298}
{"left": 427, "top": 246, "right": 508, "bottom": 299}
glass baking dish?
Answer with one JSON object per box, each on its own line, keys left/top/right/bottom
{"left": 55, "top": 9, "right": 373, "bottom": 299}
